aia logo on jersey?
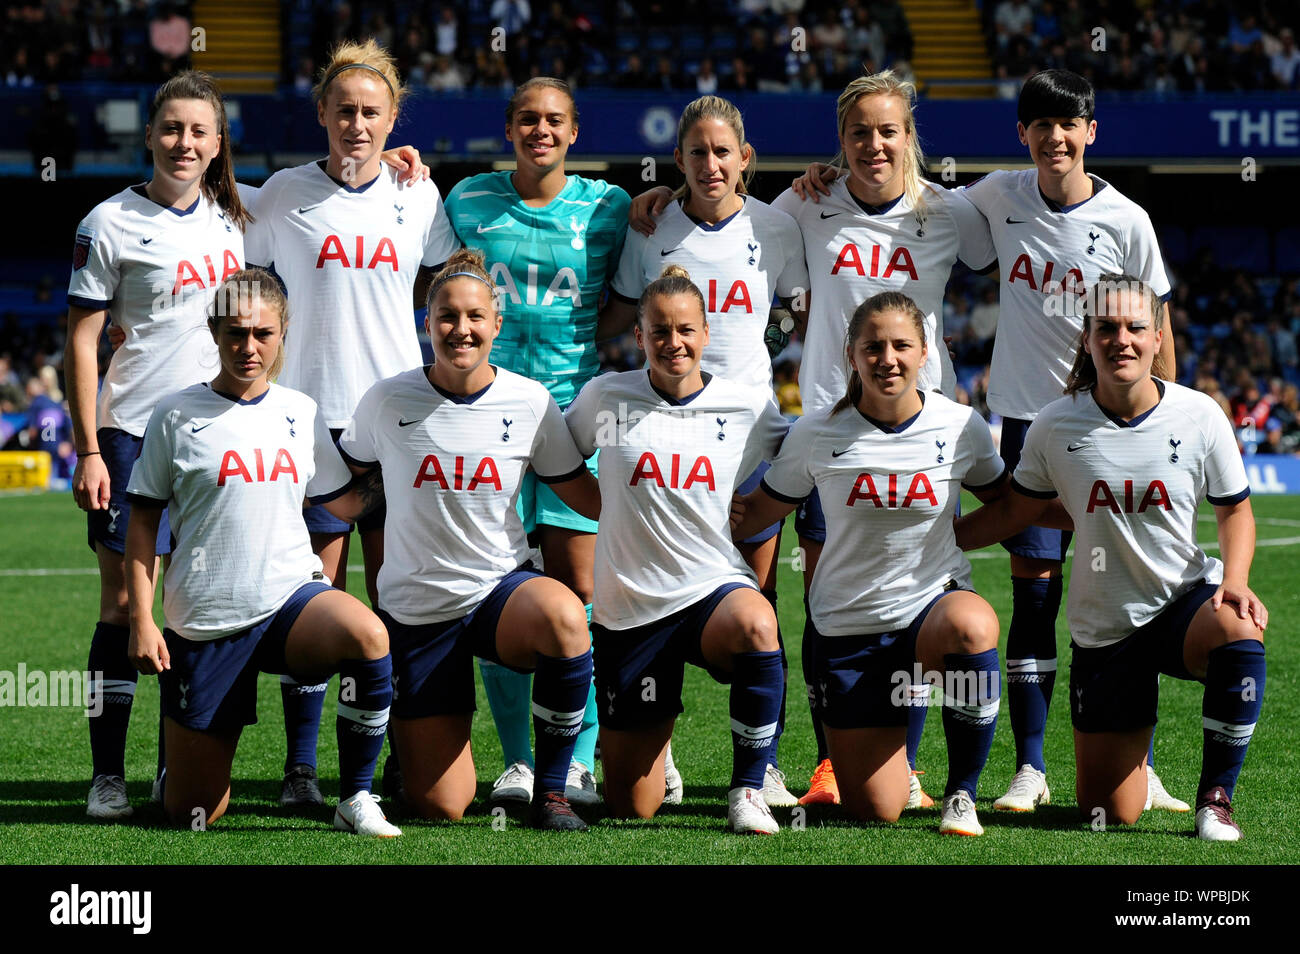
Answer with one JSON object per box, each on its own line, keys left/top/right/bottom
{"left": 217, "top": 448, "right": 298, "bottom": 486}
{"left": 315, "top": 235, "right": 399, "bottom": 271}
{"left": 629, "top": 452, "right": 715, "bottom": 491}
{"left": 706, "top": 279, "right": 753, "bottom": 314}
{"left": 1086, "top": 479, "right": 1172, "bottom": 514}
{"left": 830, "top": 243, "right": 918, "bottom": 281}
{"left": 491, "top": 262, "right": 583, "bottom": 308}
{"left": 1006, "top": 254, "right": 1084, "bottom": 295}
{"left": 172, "top": 250, "right": 242, "bottom": 295}
{"left": 413, "top": 455, "right": 502, "bottom": 491}
{"left": 846, "top": 472, "right": 938, "bottom": 508}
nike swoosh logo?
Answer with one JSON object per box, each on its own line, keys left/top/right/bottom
{"left": 398, "top": 419, "right": 419, "bottom": 427}
{"left": 1005, "top": 216, "right": 1026, "bottom": 224}
{"left": 819, "top": 211, "right": 841, "bottom": 219}
{"left": 141, "top": 237, "right": 154, "bottom": 245}
{"left": 477, "top": 223, "right": 511, "bottom": 233}
{"left": 1066, "top": 442, "right": 1086, "bottom": 453}
{"left": 660, "top": 247, "right": 682, "bottom": 256}
{"left": 830, "top": 448, "right": 851, "bottom": 457}
{"left": 191, "top": 422, "right": 213, "bottom": 433}
{"left": 298, "top": 205, "right": 319, "bottom": 214}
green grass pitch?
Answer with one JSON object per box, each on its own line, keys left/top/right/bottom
{"left": 1, "top": 489, "right": 1296, "bottom": 865}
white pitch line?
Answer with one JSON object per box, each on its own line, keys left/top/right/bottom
{"left": 968, "top": 534, "right": 1300, "bottom": 559}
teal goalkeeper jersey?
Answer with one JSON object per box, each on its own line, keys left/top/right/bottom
{"left": 445, "top": 172, "right": 630, "bottom": 407}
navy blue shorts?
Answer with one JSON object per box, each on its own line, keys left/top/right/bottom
{"left": 737, "top": 461, "right": 781, "bottom": 545}
{"left": 805, "top": 586, "right": 956, "bottom": 729}
{"left": 592, "top": 582, "right": 751, "bottom": 730}
{"left": 1069, "top": 581, "right": 1214, "bottom": 733}
{"left": 999, "top": 418, "right": 1071, "bottom": 561}
{"left": 159, "top": 581, "right": 332, "bottom": 733}
{"left": 794, "top": 486, "right": 825, "bottom": 544}
{"left": 87, "top": 427, "right": 171, "bottom": 555}
{"left": 379, "top": 566, "right": 539, "bottom": 720}
{"left": 304, "top": 428, "right": 386, "bottom": 535}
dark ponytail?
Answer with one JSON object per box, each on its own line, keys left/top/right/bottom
{"left": 149, "top": 71, "right": 252, "bottom": 230}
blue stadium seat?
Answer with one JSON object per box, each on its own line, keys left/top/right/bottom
{"left": 1188, "top": 226, "right": 1271, "bottom": 274}
{"left": 1156, "top": 225, "right": 1187, "bottom": 266}
{"left": 646, "top": 31, "right": 674, "bottom": 53}
{"left": 1276, "top": 228, "right": 1300, "bottom": 274}
{"left": 616, "top": 32, "right": 641, "bottom": 53}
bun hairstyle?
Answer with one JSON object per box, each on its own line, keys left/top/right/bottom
{"left": 637, "top": 264, "right": 707, "bottom": 327}
{"left": 207, "top": 267, "right": 288, "bottom": 380}
{"left": 148, "top": 71, "right": 251, "bottom": 230}
{"left": 424, "top": 247, "right": 497, "bottom": 312}
{"left": 1064, "top": 273, "right": 1168, "bottom": 395}
{"left": 832, "top": 70, "right": 928, "bottom": 215}
{"left": 671, "top": 95, "right": 756, "bottom": 202}
{"left": 313, "top": 38, "right": 406, "bottom": 117}
{"left": 831, "top": 290, "right": 927, "bottom": 415}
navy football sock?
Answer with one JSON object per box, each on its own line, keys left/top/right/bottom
{"left": 1005, "top": 576, "right": 1061, "bottom": 772}
{"left": 801, "top": 608, "right": 831, "bottom": 763}
{"left": 531, "top": 650, "right": 592, "bottom": 796}
{"left": 1147, "top": 733, "right": 1156, "bottom": 769}
{"left": 942, "top": 649, "right": 1001, "bottom": 799}
{"left": 335, "top": 656, "right": 392, "bottom": 799}
{"left": 762, "top": 588, "right": 786, "bottom": 771}
{"left": 88, "top": 622, "right": 137, "bottom": 779}
{"left": 730, "top": 650, "right": 784, "bottom": 790}
{"left": 156, "top": 706, "right": 166, "bottom": 781}
{"left": 1199, "top": 641, "right": 1265, "bottom": 799}
{"left": 906, "top": 682, "right": 929, "bottom": 769}
{"left": 281, "top": 674, "right": 328, "bottom": 771}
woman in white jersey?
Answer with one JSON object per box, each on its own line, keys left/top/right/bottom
{"left": 243, "top": 39, "right": 458, "bottom": 805}
{"left": 604, "top": 95, "right": 810, "bottom": 808}
{"left": 66, "top": 71, "right": 251, "bottom": 821}
{"left": 732, "top": 291, "right": 1009, "bottom": 836}
{"left": 955, "top": 276, "right": 1266, "bottom": 841}
{"left": 566, "top": 265, "right": 790, "bottom": 835}
{"left": 441, "top": 77, "right": 630, "bottom": 811}
{"left": 338, "top": 250, "right": 601, "bottom": 832}
{"left": 124, "top": 269, "right": 400, "bottom": 838}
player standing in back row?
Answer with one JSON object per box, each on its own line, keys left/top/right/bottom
{"left": 443, "top": 78, "right": 629, "bottom": 808}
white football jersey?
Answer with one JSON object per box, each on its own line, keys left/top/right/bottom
{"left": 772, "top": 180, "right": 995, "bottom": 411}
{"left": 764, "top": 392, "right": 1005, "bottom": 636}
{"left": 611, "top": 197, "right": 808, "bottom": 392}
{"left": 959, "top": 169, "right": 1171, "bottom": 420}
{"left": 68, "top": 187, "right": 244, "bottom": 436}
{"left": 565, "top": 370, "right": 789, "bottom": 629}
{"left": 1012, "top": 381, "right": 1249, "bottom": 648}
{"left": 126, "top": 383, "right": 351, "bottom": 640}
{"left": 339, "top": 367, "right": 585, "bottom": 625}
{"left": 244, "top": 163, "right": 460, "bottom": 427}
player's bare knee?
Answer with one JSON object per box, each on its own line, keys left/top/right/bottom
{"left": 949, "top": 613, "right": 999, "bottom": 655}
{"left": 539, "top": 598, "right": 590, "bottom": 658}
{"left": 352, "top": 617, "right": 389, "bottom": 660}
{"left": 1219, "top": 614, "right": 1264, "bottom": 646}
{"left": 733, "top": 611, "right": 778, "bottom": 654}
{"left": 410, "top": 790, "right": 468, "bottom": 821}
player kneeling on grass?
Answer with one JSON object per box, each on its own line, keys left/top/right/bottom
{"left": 955, "top": 275, "right": 1266, "bottom": 841}
{"left": 125, "top": 270, "right": 400, "bottom": 837}
{"left": 338, "top": 250, "right": 599, "bottom": 831}
{"left": 565, "top": 266, "right": 789, "bottom": 834}
{"left": 732, "top": 291, "right": 1010, "bottom": 836}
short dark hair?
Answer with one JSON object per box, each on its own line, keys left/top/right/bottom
{"left": 1018, "top": 69, "right": 1095, "bottom": 125}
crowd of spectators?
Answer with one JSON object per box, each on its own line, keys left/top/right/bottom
{"left": 986, "top": 0, "right": 1300, "bottom": 96}
{"left": 289, "top": 0, "right": 914, "bottom": 96}
{"left": 3, "top": 1, "right": 194, "bottom": 87}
